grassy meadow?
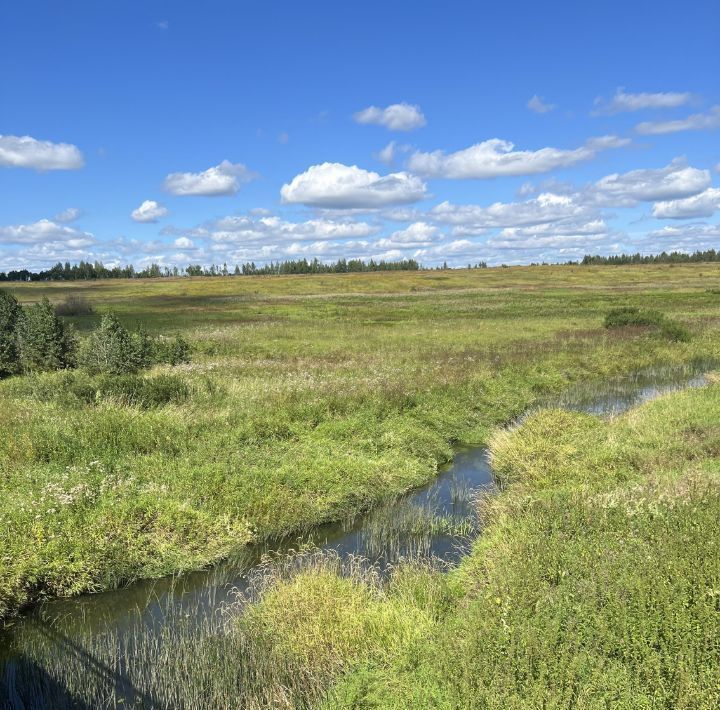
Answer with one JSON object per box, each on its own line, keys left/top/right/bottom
{"left": 2, "top": 263, "right": 720, "bottom": 706}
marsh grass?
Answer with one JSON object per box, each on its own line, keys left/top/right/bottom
{"left": 1, "top": 266, "right": 718, "bottom": 619}
{"left": 2, "top": 265, "right": 720, "bottom": 706}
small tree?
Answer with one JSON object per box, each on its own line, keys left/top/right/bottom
{"left": 17, "top": 297, "right": 76, "bottom": 372}
{"left": 79, "top": 312, "right": 141, "bottom": 374}
{"left": 0, "top": 289, "right": 22, "bottom": 376}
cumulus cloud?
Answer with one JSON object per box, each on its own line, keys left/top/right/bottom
{"left": 652, "top": 188, "right": 720, "bottom": 219}
{"left": 173, "top": 237, "right": 195, "bottom": 249}
{"left": 593, "top": 88, "right": 692, "bottom": 115}
{"left": 163, "top": 160, "right": 255, "bottom": 196}
{"left": 131, "top": 199, "right": 169, "bottom": 223}
{"left": 497, "top": 219, "right": 609, "bottom": 239}
{"left": 280, "top": 162, "right": 427, "bottom": 208}
{"left": 407, "top": 136, "right": 628, "bottom": 179}
{"left": 54, "top": 207, "right": 82, "bottom": 223}
{"left": 642, "top": 223, "right": 720, "bottom": 252}
{"left": 430, "top": 193, "right": 596, "bottom": 232}
{"left": 592, "top": 160, "right": 710, "bottom": 205}
{"left": 0, "top": 219, "right": 95, "bottom": 246}
{"left": 196, "top": 213, "right": 379, "bottom": 244}
{"left": 0, "top": 134, "right": 84, "bottom": 170}
{"left": 488, "top": 232, "right": 610, "bottom": 251}
{"left": 527, "top": 95, "right": 555, "bottom": 114}
{"left": 374, "top": 222, "right": 439, "bottom": 248}
{"left": 353, "top": 103, "right": 426, "bottom": 131}
{"left": 635, "top": 106, "right": 720, "bottom": 135}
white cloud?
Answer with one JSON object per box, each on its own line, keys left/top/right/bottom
{"left": 163, "top": 160, "right": 255, "bottom": 196}
{"left": 527, "top": 95, "right": 555, "bottom": 114}
{"left": 54, "top": 207, "right": 81, "bottom": 223}
{"left": 277, "top": 131, "right": 290, "bottom": 144}
{"left": 593, "top": 160, "right": 710, "bottom": 204}
{"left": 0, "top": 134, "right": 84, "bottom": 170}
{"left": 377, "top": 141, "right": 396, "bottom": 166}
{"left": 430, "top": 192, "right": 595, "bottom": 231}
{"left": 593, "top": 88, "right": 692, "bottom": 115}
{"left": 374, "top": 222, "right": 439, "bottom": 248}
{"left": 280, "top": 162, "right": 427, "bottom": 208}
{"left": 652, "top": 188, "right": 720, "bottom": 219}
{"left": 497, "top": 219, "right": 609, "bottom": 239}
{"left": 157, "top": 20, "right": 169, "bottom": 30}
{"left": 353, "top": 103, "right": 426, "bottom": 131}
{"left": 173, "top": 237, "right": 195, "bottom": 249}
{"left": 407, "top": 136, "right": 628, "bottom": 179}
{"left": 203, "top": 213, "right": 379, "bottom": 244}
{"left": 488, "top": 232, "right": 610, "bottom": 251}
{"left": 131, "top": 199, "right": 169, "bottom": 223}
{"left": 0, "top": 219, "right": 95, "bottom": 246}
{"left": 642, "top": 223, "right": 720, "bottom": 252}
{"left": 635, "top": 106, "right": 720, "bottom": 135}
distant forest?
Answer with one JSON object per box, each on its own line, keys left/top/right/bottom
{"left": 1, "top": 249, "right": 719, "bottom": 281}
{"left": 578, "top": 250, "right": 720, "bottom": 266}
{"left": 0, "top": 257, "right": 425, "bottom": 282}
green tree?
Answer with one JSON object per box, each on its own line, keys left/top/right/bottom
{"left": 0, "top": 289, "right": 22, "bottom": 376}
{"left": 79, "top": 313, "right": 141, "bottom": 374}
{"left": 17, "top": 297, "right": 76, "bottom": 372}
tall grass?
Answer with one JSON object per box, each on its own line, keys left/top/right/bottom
{"left": 1, "top": 265, "right": 719, "bottom": 620}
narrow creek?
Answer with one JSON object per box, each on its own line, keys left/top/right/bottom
{"left": 0, "top": 362, "right": 713, "bottom": 708}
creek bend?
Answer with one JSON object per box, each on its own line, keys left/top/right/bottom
{"left": 0, "top": 362, "right": 713, "bottom": 708}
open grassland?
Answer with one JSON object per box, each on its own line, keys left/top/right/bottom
{"left": 2, "top": 264, "right": 720, "bottom": 622}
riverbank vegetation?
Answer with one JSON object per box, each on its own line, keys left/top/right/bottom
{"left": 1, "top": 264, "right": 719, "bottom": 622}
{"left": 1, "top": 263, "right": 719, "bottom": 706}
{"left": 226, "top": 381, "right": 720, "bottom": 708}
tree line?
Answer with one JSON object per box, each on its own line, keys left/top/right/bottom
{"left": 578, "top": 250, "right": 720, "bottom": 266}
{"left": 0, "top": 257, "right": 423, "bottom": 282}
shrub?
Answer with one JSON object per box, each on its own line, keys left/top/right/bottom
{"left": 604, "top": 306, "right": 664, "bottom": 329}
{"left": 604, "top": 306, "right": 691, "bottom": 342}
{"left": 153, "top": 334, "right": 191, "bottom": 365}
{"left": 79, "top": 314, "right": 192, "bottom": 374}
{"left": 55, "top": 295, "right": 94, "bottom": 316}
{"left": 78, "top": 313, "right": 141, "bottom": 374}
{"left": 0, "top": 289, "right": 22, "bottom": 376}
{"left": 16, "top": 297, "right": 77, "bottom": 372}
{"left": 659, "top": 319, "right": 691, "bottom": 342}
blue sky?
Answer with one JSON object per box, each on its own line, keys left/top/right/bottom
{"left": 1, "top": 0, "right": 719, "bottom": 270}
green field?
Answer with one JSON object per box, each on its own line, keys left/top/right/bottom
{"left": 2, "top": 264, "right": 720, "bottom": 706}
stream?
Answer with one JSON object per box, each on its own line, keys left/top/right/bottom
{"left": 0, "top": 362, "right": 713, "bottom": 709}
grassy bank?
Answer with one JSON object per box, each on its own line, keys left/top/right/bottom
{"left": 236, "top": 381, "right": 720, "bottom": 708}
{"left": 2, "top": 264, "right": 720, "bottom": 621}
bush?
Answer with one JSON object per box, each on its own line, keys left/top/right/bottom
{"left": 0, "top": 289, "right": 21, "bottom": 377}
{"left": 153, "top": 334, "right": 191, "bottom": 365}
{"left": 604, "top": 306, "right": 664, "bottom": 329}
{"left": 604, "top": 306, "right": 691, "bottom": 342}
{"left": 78, "top": 313, "right": 142, "bottom": 374}
{"left": 16, "top": 297, "right": 77, "bottom": 372}
{"left": 79, "top": 314, "right": 192, "bottom": 374}
{"left": 55, "top": 295, "right": 94, "bottom": 316}
{"left": 659, "top": 319, "right": 691, "bottom": 342}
